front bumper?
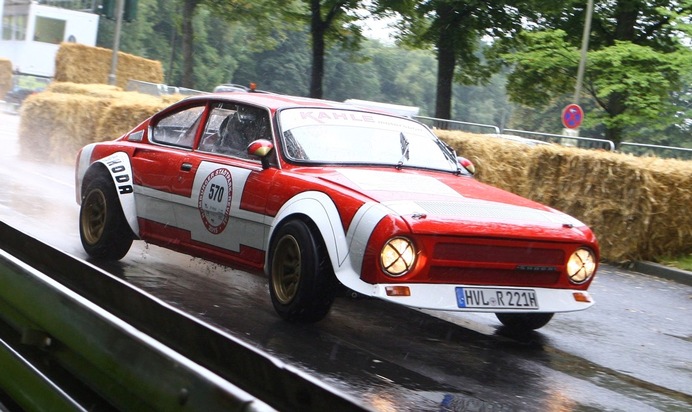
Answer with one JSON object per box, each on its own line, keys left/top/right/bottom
{"left": 370, "top": 283, "right": 594, "bottom": 313}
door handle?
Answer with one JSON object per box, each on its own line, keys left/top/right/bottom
{"left": 180, "top": 162, "right": 193, "bottom": 172}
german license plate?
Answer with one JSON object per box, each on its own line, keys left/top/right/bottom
{"left": 455, "top": 287, "right": 538, "bottom": 309}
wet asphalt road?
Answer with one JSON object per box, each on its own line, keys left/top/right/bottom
{"left": 1, "top": 112, "right": 690, "bottom": 411}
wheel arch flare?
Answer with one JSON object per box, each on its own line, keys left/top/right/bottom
{"left": 76, "top": 147, "right": 139, "bottom": 237}
{"left": 266, "top": 192, "right": 390, "bottom": 296}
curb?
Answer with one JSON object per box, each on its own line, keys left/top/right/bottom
{"left": 629, "top": 261, "right": 692, "bottom": 287}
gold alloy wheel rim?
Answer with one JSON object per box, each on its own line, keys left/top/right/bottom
{"left": 82, "top": 189, "right": 107, "bottom": 245}
{"left": 272, "top": 235, "right": 301, "bottom": 305}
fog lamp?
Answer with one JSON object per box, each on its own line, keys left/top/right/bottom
{"left": 567, "top": 248, "right": 596, "bottom": 284}
{"left": 381, "top": 237, "right": 415, "bottom": 277}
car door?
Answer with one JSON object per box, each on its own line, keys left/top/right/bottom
{"left": 130, "top": 102, "right": 207, "bottom": 245}
{"left": 170, "top": 101, "right": 277, "bottom": 271}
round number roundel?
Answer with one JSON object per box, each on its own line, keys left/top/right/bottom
{"left": 198, "top": 168, "right": 233, "bottom": 234}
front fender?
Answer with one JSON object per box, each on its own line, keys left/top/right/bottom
{"left": 80, "top": 150, "right": 139, "bottom": 237}
{"left": 266, "top": 192, "right": 389, "bottom": 296}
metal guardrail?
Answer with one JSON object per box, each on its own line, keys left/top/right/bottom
{"left": 618, "top": 142, "right": 692, "bottom": 160}
{"left": 0, "top": 222, "right": 367, "bottom": 411}
{"left": 420, "top": 115, "right": 690, "bottom": 159}
{"left": 502, "top": 128, "right": 615, "bottom": 151}
{"left": 414, "top": 116, "right": 500, "bottom": 135}
{"left": 126, "top": 80, "right": 204, "bottom": 97}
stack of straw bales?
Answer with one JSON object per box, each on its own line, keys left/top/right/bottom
{"left": 19, "top": 82, "right": 180, "bottom": 163}
{"left": 54, "top": 43, "right": 163, "bottom": 89}
{"left": 436, "top": 131, "right": 692, "bottom": 263}
{"left": 0, "top": 58, "right": 12, "bottom": 99}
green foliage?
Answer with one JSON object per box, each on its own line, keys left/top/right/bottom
{"left": 588, "top": 41, "right": 685, "bottom": 131}
{"left": 504, "top": 25, "right": 692, "bottom": 144}
{"left": 504, "top": 0, "right": 692, "bottom": 144}
{"left": 232, "top": 29, "right": 311, "bottom": 95}
{"left": 504, "top": 30, "right": 578, "bottom": 106}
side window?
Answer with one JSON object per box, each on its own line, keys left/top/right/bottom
{"left": 198, "top": 103, "right": 271, "bottom": 160}
{"left": 151, "top": 105, "right": 205, "bottom": 148}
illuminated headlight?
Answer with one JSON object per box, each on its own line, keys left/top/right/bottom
{"left": 567, "top": 248, "right": 596, "bottom": 284}
{"left": 381, "top": 237, "right": 416, "bottom": 277}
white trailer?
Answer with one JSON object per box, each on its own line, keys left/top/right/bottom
{"left": 0, "top": 0, "right": 99, "bottom": 77}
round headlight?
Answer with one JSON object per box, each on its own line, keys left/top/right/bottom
{"left": 567, "top": 248, "right": 596, "bottom": 284}
{"left": 381, "top": 237, "right": 416, "bottom": 277}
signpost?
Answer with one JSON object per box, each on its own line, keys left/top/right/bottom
{"left": 562, "top": 103, "right": 584, "bottom": 129}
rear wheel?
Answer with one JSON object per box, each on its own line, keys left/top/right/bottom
{"left": 79, "top": 175, "right": 133, "bottom": 260}
{"left": 269, "top": 219, "right": 337, "bottom": 323}
{"left": 495, "top": 312, "right": 554, "bottom": 331}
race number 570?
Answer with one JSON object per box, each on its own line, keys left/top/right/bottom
{"left": 208, "top": 183, "right": 225, "bottom": 202}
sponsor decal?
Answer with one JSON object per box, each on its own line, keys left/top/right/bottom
{"left": 198, "top": 168, "right": 233, "bottom": 234}
{"left": 103, "top": 155, "right": 133, "bottom": 196}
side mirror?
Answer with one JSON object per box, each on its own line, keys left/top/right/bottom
{"left": 457, "top": 156, "right": 476, "bottom": 176}
{"left": 247, "top": 139, "right": 274, "bottom": 169}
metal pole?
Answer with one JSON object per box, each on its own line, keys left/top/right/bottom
{"left": 108, "top": 0, "right": 125, "bottom": 86}
{"left": 573, "top": 0, "right": 594, "bottom": 105}
{"left": 0, "top": 0, "right": 5, "bottom": 42}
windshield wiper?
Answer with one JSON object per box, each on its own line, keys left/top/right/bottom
{"left": 434, "top": 138, "right": 464, "bottom": 174}
{"left": 397, "top": 132, "right": 410, "bottom": 169}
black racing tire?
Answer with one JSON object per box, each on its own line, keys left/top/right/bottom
{"left": 495, "top": 312, "right": 554, "bottom": 331}
{"left": 79, "top": 174, "right": 133, "bottom": 260}
{"left": 268, "top": 219, "right": 337, "bottom": 323}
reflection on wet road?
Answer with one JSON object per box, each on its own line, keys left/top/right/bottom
{"left": 1, "top": 113, "right": 690, "bottom": 411}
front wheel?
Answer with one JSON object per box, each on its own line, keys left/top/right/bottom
{"left": 268, "top": 219, "right": 337, "bottom": 323}
{"left": 495, "top": 312, "right": 554, "bottom": 331}
{"left": 79, "top": 174, "right": 133, "bottom": 260}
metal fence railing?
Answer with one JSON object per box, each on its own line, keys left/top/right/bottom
{"left": 618, "top": 142, "right": 692, "bottom": 160}
{"left": 502, "top": 128, "right": 616, "bottom": 151}
{"left": 414, "top": 116, "right": 500, "bottom": 135}
{"left": 126, "top": 80, "right": 204, "bottom": 97}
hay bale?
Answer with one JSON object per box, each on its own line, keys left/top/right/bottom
{"left": 96, "top": 94, "right": 170, "bottom": 140}
{"left": 436, "top": 130, "right": 692, "bottom": 262}
{"left": 47, "top": 82, "right": 124, "bottom": 99}
{"left": 0, "top": 58, "right": 12, "bottom": 99}
{"left": 54, "top": 43, "right": 164, "bottom": 89}
{"left": 18, "top": 84, "right": 174, "bottom": 163}
{"left": 435, "top": 131, "right": 534, "bottom": 193}
{"left": 19, "top": 92, "right": 112, "bottom": 163}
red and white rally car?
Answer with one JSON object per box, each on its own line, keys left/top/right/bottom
{"left": 75, "top": 92, "right": 599, "bottom": 330}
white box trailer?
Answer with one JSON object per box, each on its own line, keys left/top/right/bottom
{"left": 0, "top": 1, "right": 99, "bottom": 77}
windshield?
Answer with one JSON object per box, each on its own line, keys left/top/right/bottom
{"left": 278, "top": 108, "right": 459, "bottom": 172}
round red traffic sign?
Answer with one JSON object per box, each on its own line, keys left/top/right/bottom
{"left": 562, "top": 104, "right": 584, "bottom": 129}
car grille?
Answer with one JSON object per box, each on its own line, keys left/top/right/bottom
{"left": 428, "top": 240, "right": 565, "bottom": 287}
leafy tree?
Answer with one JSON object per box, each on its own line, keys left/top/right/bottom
{"left": 232, "top": 28, "right": 312, "bottom": 95}
{"left": 298, "top": 0, "right": 366, "bottom": 98}
{"left": 163, "top": 0, "right": 300, "bottom": 89}
{"left": 369, "top": 43, "right": 438, "bottom": 114}
{"left": 375, "top": 0, "right": 529, "bottom": 120}
{"left": 503, "top": 0, "right": 692, "bottom": 144}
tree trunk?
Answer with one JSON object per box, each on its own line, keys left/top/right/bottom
{"left": 605, "top": 92, "right": 627, "bottom": 144}
{"left": 613, "top": 0, "right": 638, "bottom": 42}
{"left": 310, "top": 0, "right": 325, "bottom": 99}
{"left": 602, "top": 0, "right": 639, "bottom": 142}
{"left": 434, "top": 2, "right": 465, "bottom": 120}
{"left": 181, "top": 0, "right": 199, "bottom": 89}
{"left": 435, "top": 39, "right": 456, "bottom": 120}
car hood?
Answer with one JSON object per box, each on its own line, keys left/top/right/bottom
{"left": 319, "top": 168, "right": 591, "bottom": 241}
